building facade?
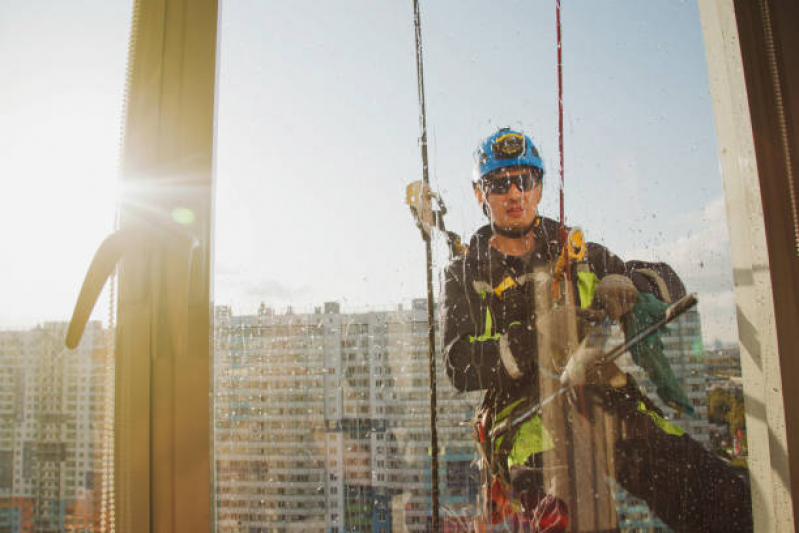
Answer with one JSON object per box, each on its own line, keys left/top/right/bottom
{"left": 0, "top": 304, "right": 721, "bottom": 532}
{"left": 0, "top": 321, "right": 112, "bottom": 532}
{"left": 214, "top": 300, "right": 481, "bottom": 533}
{"left": 214, "top": 301, "right": 723, "bottom": 532}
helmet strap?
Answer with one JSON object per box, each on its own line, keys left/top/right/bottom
{"left": 480, "top": 196, "right": 538, "bottom": 238}
{"left": 491, "top": 219, "right": 537, "bottom": 239}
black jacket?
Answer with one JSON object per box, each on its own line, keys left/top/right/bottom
{"left": 441, "top": 217, "right": 753, "bottom": 532}
{"left": 442, "top": 217, "right": 627, "bottom": 412}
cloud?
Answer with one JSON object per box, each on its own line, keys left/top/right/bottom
{"left": 214, "top": 270, "right": 314, "bottom": 313}
{"left": 624, "top": 196, "right": 739, "bottom": 343}
{"left": 625, "top": 196, "right": 733, "bottom": 289}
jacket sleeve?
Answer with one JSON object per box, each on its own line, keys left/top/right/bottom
{"left": 625, "top": 260, "right": 686, "bottom": 303}
{"left": 441, "top": 260, "right": 536, "bottom": 392}
{"left": 586, "top": 241, "right": 687, "bottom": 302}
{"left": 585, "top": 242, "right": 627, "bottom": 278}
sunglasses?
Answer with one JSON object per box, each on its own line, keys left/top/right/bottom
{"left": 480, "top": 171, "right": 540, "bottom": 195}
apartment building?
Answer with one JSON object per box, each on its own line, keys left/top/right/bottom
{"left": 0, "top": 321, "right": 112, "bottom": 532}
{"left": 214, "top": 300, "right": 723, "bottom": 532}
{"left": 214, "top": 300, "right": 481, "bottom": 533}
{"left": 0, "top": 302, "right": 719, "bottom": 533}
{"left": 627, "top": 308, "right": 710, "bottom": 445}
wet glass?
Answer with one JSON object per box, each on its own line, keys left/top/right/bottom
{"left": 0, "top": 1, "right": 132, "bottom": 531}
{"left": 214, "top": 1, "right": 752, "bottom": 532}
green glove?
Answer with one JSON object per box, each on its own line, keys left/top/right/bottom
{"left": 625, "top": 292, "right": 695, "bottom": 415}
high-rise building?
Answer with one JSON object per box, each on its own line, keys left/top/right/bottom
{"left": 0, "top": 321, "right": 112, "bottom": 533}
{"left": 0, "top": 303, "right": 720, "bottom": 532}
{"left": 213, "top": 300, "right": 481, "bottom": 533}
{"left": 214, "top": 301, "right": 718, "bottom": 532}
{"left": 622, "top": 308, "right": 709, "bottom": 444}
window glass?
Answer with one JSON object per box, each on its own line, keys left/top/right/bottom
{"left": 214, "top": 2, "right": 751, "bottom": 531}
{"left": 0, "top": 1, "right": 132, "bottom": 531}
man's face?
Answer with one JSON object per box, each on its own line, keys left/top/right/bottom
{"left": 475, "top": 166, "right": 542, "bottom": 231}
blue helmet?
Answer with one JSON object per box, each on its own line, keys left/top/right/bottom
{"left": 474, "top": 127, "right": 545, "bottom": 182}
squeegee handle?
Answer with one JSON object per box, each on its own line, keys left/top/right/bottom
{"left": 600, "top": 293, "right": 697, "bottom": 365}
{"left": 489, "top": 293, "right": 698, "bottom": 440}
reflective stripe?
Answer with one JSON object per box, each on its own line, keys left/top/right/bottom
{"left": 516, "top": 273, "right": 537, "bottom": 286}
{"left": 472, "top": 281, "right": 493, "bottom": 294}
{"left": 499, "top": 331, "right": 523, "bottom": 379}
{"left": 475, "top": 273, "right": 536, "bottom": 296}
{"left": 507, "top": 415, "right": 554, "bottom": 467}
{"left": 635, "top": 268, "right": 673, "bottom": 303}
{"left": 468, "top": 302, "right": 500, "bottom": 343}
{"left": 637, "top": 400, "right": 685, "bottom": 436}
{"left": 495, "top": 397, "right": 526, "bottom": 421}
{"left": 531, "top": 270, "right": 550, "bottom": 283}
{"left": 576, "top": 271, "right": 600, "bottom": 309}
{"left": 493, "top": 276, "right": 518, "bottom": 297}
{"left": 493, "top": 399, "right": 555, "bottom": 466}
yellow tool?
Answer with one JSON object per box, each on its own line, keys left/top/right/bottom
{"left": 553, "top": 227, "right": 586, "bottom": 299}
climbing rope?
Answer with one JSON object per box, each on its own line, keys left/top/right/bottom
{"left": 557, "top": 0, "right": 565, "bottom": 233}
{"left": 555, "top": 0, "right": 578, "bottom": 309}
{"left": 411, "top": 1, "right": 440, "bottom": 530}
{"left": 408, "top": 3, "right": 573, "bottom": 529}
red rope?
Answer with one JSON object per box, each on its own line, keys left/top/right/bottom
{"left": 555, "top": 0, "right": 575, "bottom": 295}
{"left": 556, "top": 0, "right": 564, "bottom": 231}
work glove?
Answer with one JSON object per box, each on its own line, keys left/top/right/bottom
{"left": 594, "top": 274, "right": 638, "bottom": 321}
{"left": 559, "top": 337, "right": 601, "bottom": 405}
{"left": 559, "top": 326, "right": 605, "bottom": 391}
{"left": 557, "top": 322, "right": 632, "bottom": 405}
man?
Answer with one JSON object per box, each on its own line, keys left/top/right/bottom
{"left": 441, "top": 128, "right": 752, "bottom": 532}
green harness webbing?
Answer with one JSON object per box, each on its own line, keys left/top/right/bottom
{"left": 469, "top": 291, "right": 501, "bottom": 343}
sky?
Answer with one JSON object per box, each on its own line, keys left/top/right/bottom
{"left": 0, "top": 0, "right": 131, "bottom": 329}
{"left": 0, "top": 0, "right": 739, "bottom": 345}
{"left": 214, "top": 0, "right": 738, "bottom": 344}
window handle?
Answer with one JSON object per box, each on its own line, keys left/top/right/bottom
{"left": 66, "top": 227, "right": 136, "bottom": 349}
{"left": 66, "top": 225, "right": 199, "bottom": 354}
